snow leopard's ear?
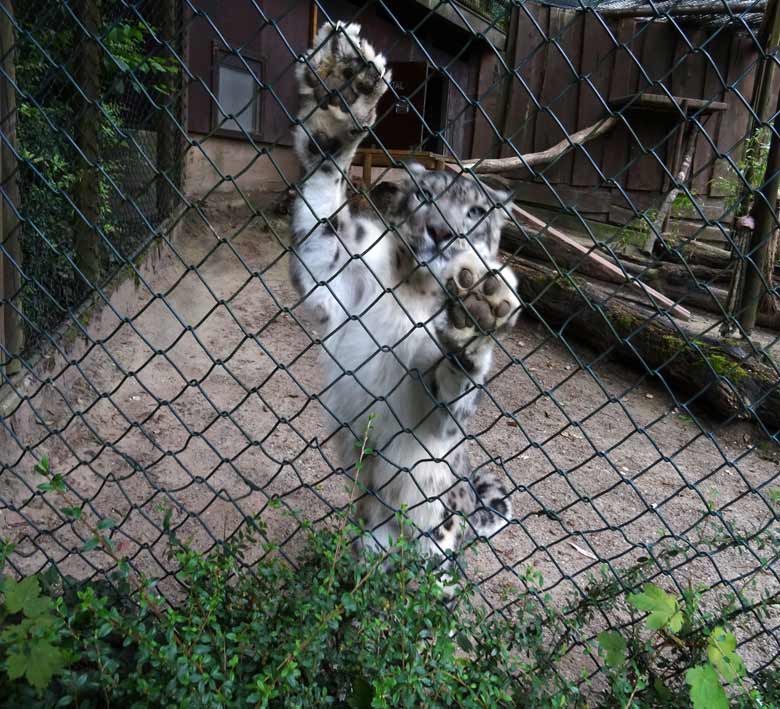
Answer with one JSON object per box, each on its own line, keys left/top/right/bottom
{"left": 405, "top": 161, "right": 426, "bottom": 177}
{"left": 479, "top": 176, "right": 513, "bottom": 208}
{"left": 368, "top": 180, "right": 403, "bottom": 215}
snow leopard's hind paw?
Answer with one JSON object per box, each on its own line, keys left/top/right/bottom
{"left": 467, "top": 470, "right": 512, "bottom": 539}
{"left": 295, "top": 22, "right": 390, "bottom": 167}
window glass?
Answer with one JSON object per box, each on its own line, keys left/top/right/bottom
{"left": 217, "top": 64, "right": 258, "bottom": 134}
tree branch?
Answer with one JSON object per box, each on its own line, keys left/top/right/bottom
{"left": 453, "top": 116, "right": 618, "bottom": 174}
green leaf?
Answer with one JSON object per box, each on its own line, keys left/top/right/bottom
{"left": 707, "top": 627, "right": 745, "bottom": 683}
{"left": 35, "top": 455, "right": 50, "bottom": 476}
{"left": 6, "top": 650, "right": 26, "bottom": 680}
{"left": 2, "top": 575, "right": 41, "bottom": 614}
{"left": 61, "top": 506, "right": 82, "bottom": 521}
{"left": 597, "top": 631, "right": 627, "bottom": 668}
{"left": 627, "top": 583, "right": 683, "bottom": 633}
{"left": 97, "top": 518, "right": 117, "bottom": 530}
{"left": 22, "top": 592, "right": 53, "bottom": 618}
{"left": 5, "top": 641, "right": 63, "bottom": 689}
{"left": 686, "top": 664, "right": 728, "bottom": 709}
{"left": 82, "top": 537, "right": 101, "bottom": 552}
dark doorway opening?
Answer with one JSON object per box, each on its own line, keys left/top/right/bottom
{"left": 369, "top": 61, "right": 448, "bottom": 153}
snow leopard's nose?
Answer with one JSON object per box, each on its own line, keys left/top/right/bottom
{"left": 427, "top": 223, "right": 453, "bottom": 243}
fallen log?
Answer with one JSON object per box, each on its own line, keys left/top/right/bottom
{"left": 505, "top": 205, "right": 691, "bottom": 320}
{"left": 640, "top": 261, "right": 731, "bottom": 285}
{"left": 659, "top": 239, "right": 732, "bottom": 269}
{"left": 510, "top": 256, "right": 780, "bottom": 430}
{"left": 642, "top": 267, "right": 780, "bottom": 330}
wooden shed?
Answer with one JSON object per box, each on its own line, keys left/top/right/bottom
{"left": 182, "top": 0, "right": 508, "bottom": 197}
{"left": 491, "top": 0, "right": 771, "bottom": 246}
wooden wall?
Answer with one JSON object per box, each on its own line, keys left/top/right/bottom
{"left": 185, "top": 0, "right": 493, "bottom": 157}
{"left": 488, "top": 3, "right": 765, "bottom": 233}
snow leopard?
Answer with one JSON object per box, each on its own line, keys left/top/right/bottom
{"left": 289, "top": 22, "right": 520, "bottom": 563}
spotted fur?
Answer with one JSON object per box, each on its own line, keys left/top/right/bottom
{"left": 289, "top": 23, "right": 519, "bottom": 564}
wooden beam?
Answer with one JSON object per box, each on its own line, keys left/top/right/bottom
{"left": 510, "top": 204, "right": 691, "bottom": 320}
{"left": 599, "top": 1, "right": 767, "bottom": 17}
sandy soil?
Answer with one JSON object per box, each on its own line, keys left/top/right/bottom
{"left": 1, "top": 197, "right": 778, "bottom": 675}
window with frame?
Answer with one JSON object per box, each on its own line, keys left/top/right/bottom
{"left": 213, "top": 49, "right": 263, "bottom": 137}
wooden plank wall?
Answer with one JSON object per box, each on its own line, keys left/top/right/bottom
{"left": 490, "top": 3, "right": 763, "bottom": 234}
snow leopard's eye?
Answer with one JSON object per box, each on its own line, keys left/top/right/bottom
{"left": 467, "top": 205, "right": 486, "bottom": 220}
{"left": 415, "top": 188, "right": 433, "bottom": 203}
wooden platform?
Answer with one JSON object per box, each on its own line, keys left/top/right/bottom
{"left": 355, "top": 148, "right": 447, "bottom": 186}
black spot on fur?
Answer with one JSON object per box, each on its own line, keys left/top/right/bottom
{"left": 321, "top": 162, "right": 335, "bottom": 174}
{"left": 446, "top": 426, "right": 458, "bottom": 438}
{"left": 444, "top": 518, "right": 454, "bottom": 531}
{"left": 355, "top": 224, "right": 367, "bottom": 243}
{"left": 430, "top": 379, "right": 439, "bottom": 401}
{"left": 434, "top": 528, "right": 446, "bottom": 542}
{"left": 309, "top": 133, "right": 343, "bottom": 157}
{"left": 354, "top": 278, "right": 365, "bottom": 303}
{"left": 452, "top": 352, "right": 475, "bottom": 374}
{"left": 290, "top": 267, "right": 304, "bottom": 294}
{"left": 493, "top": 500, "right": 508, "bottom": 516}
{"left": 476, "top": 482, "right": 490, "bottom": 496}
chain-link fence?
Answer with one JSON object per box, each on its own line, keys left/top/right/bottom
{"left": 1, "top": 0, "right": 779, "bottom": 700}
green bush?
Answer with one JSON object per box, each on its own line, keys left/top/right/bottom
{"left": 14, "top": 1, "right": 177, "bottom": 350}
{"left": 1, "top": 515, "right": 778, "bottom": 707}
{"left": 1, "top": 456, "right": 778, "bottom": 706}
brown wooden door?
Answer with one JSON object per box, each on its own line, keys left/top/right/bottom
{"left": 371, "top": 61, "right": 429, "bottom": 151}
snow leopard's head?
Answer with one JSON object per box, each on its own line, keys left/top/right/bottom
{"left": 371, "top": 164, "right": 511, "bottom": 262}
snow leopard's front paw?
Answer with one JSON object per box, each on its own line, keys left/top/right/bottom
{"left": 295, "top": 22, "right": 389, "bottom": 164}
{"left": 443, "top": 252, "right": 521, "bottom": 342}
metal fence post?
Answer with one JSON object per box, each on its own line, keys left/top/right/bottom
{"left": 0, "top": 0, "right": 22, "bottom": 376}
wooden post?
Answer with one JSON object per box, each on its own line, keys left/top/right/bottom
{"left": 156, "top": 0, "right": 180, "bottom": 221}
{"left": 0, "top": 0, "right": 22, "bottom": 376}
{"left": 643, "top": 120, "right": 698, "bottom": 255}
{"left": 73, "top": 0, "right": 101, "bottom": 287}
{"left": 309, "top": 0, "right": 318, "bottom": 45}
{"left": 737, "top": 0, "right": 780, "bottom": 334}
{"left": 739, "top": 91, "right": 780, "bottom": 334}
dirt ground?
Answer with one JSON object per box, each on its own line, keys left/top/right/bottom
{"left": 2, "top": 196, "right": 778, "bottom": 674}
